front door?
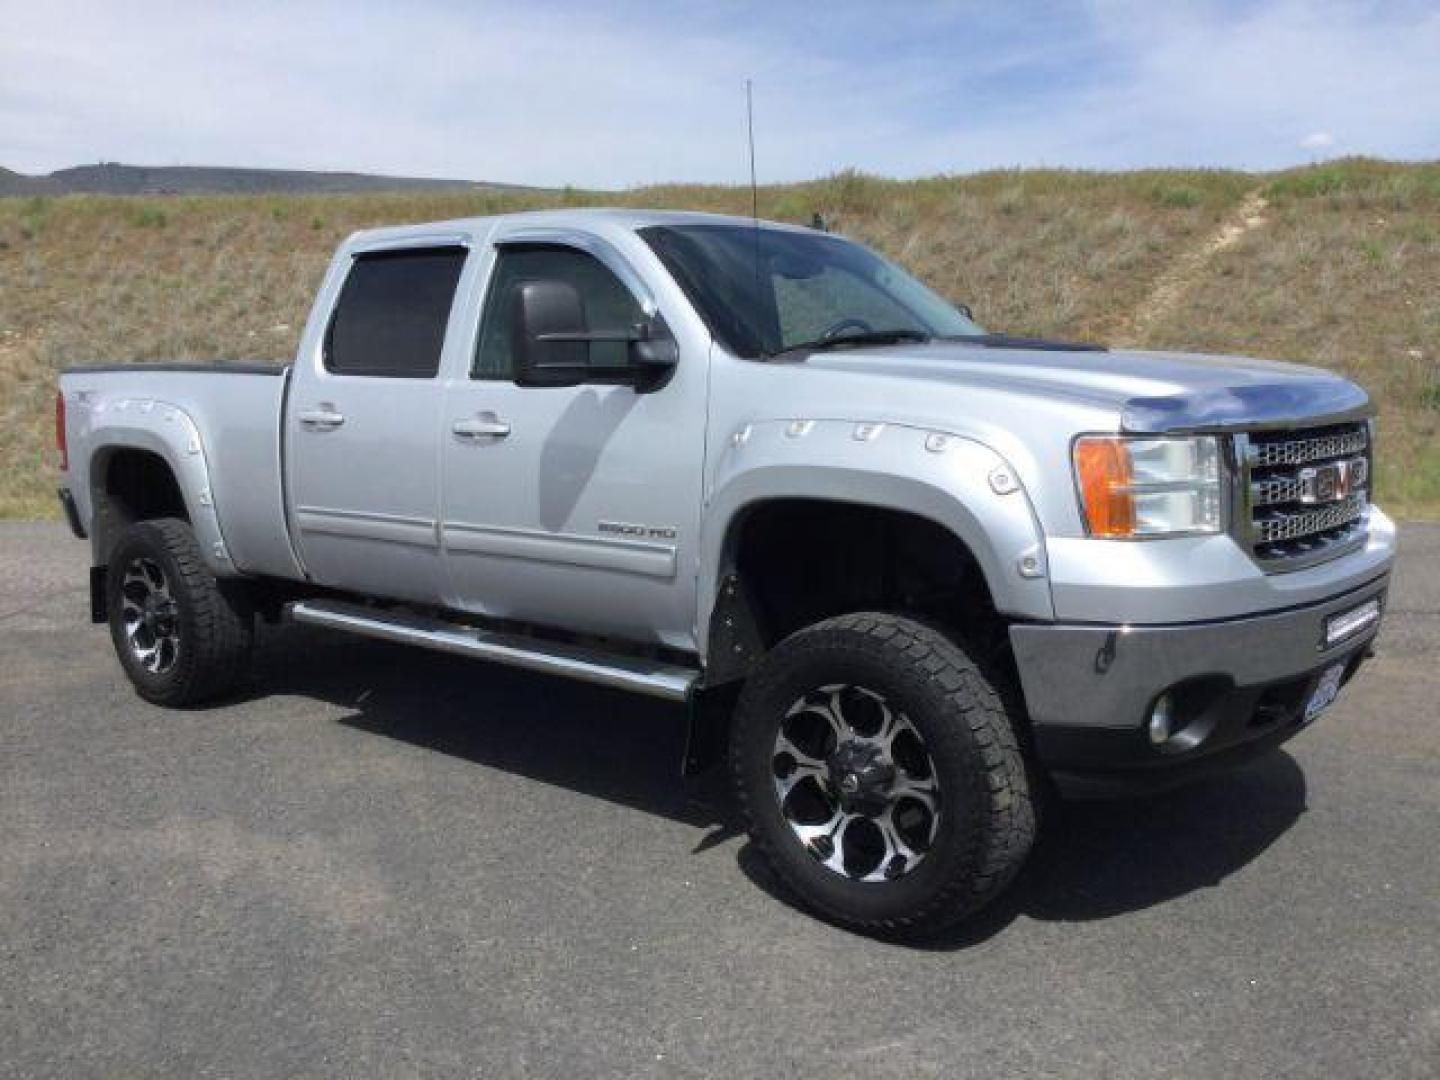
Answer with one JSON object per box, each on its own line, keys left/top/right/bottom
{"left": 439, "top": 239, "right": 707, "bottom": 650}
{"left": 287, "top": 244, "right": 467, "bottom": 603}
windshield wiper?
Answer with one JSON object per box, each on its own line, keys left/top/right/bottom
{"left": 769, "top": 329, "right": 931, "bottom": 360}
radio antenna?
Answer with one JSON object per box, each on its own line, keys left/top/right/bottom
{"left": 745, "top": 79, "right": 763, "bottom": 336}
{"left": 745, "top": 78, "right": 759, "bottom": 223}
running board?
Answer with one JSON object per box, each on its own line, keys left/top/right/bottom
{"left": 286, "top": 599, "right": 698, "bottom": 702}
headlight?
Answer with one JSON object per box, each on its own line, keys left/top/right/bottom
{"left": 1073, "top": 435, "right": 1222, "bottom": 538}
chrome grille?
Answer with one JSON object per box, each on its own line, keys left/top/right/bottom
{"left": 1251, "top": 454, "right": 1369, "bottom": 507}
{"left": 1251, "top": 474, "right": 1306, "bottom": 508}
{"left": 1252, "top": 491, "right": 1368, "bottom": 543}
{"left": 1249, "top": 429, "right": 1368, "bottom": 468}
{"left": 1239, "top": 422, "right": 1371, "bottom": 569}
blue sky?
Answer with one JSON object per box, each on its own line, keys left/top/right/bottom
{"left": 2, "top": 0, "right": 1437, "bottom": 187}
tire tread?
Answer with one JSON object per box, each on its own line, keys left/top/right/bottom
{"left": 108, "top": 518, "right": 253, "bottom": 706}
{"left": 730, "top": 611, "right": 1035, "bottom": 935}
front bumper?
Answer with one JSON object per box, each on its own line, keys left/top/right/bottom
{"left": 1010, "top": 573, "right": 1389, "bottom": 797}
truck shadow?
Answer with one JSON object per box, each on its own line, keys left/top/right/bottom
{"left": 251, "top": 624, "right": 1307, "bottom": 950}
{"left": 735, "top": 750, "right": 1307, "bottom": 948}
{"left": 883, "top": 752, "right": 1306, "bottom": 949}
{"left": 251, "top": 624, "right": 727, "bottom": 831}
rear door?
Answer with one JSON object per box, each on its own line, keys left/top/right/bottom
{"left": 287, "top": 242, "right": 468, "bottom": 602}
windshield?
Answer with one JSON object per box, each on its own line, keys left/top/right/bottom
{"left": 639, "top": 223, "right": 982, "bottom": 358}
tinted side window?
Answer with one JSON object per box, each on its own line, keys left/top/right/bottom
{"left": 326, "top": 247, "right": 466, "bottom": 377}
{"left": 475, "top": 247, "right": 643, "bottom": 380}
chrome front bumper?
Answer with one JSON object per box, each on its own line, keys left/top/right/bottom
{"left": 1010, "top": 572, "right": 1389, "bottom": 796}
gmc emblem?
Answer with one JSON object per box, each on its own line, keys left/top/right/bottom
{"left": 1299, "top": 457, "right": 1367, "bottom": 504}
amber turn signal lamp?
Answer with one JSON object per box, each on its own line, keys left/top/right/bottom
{"left": 1074, "top": 436, "right": 1136, "bottom": 537}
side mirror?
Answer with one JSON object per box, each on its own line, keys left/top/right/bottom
{"left": 630, "top": 314, "right": 679, "bottom": 382}
{"left": 511, "top": 277, "right": 680, "bottom": 392}
{"left": 513, "top": 279, "right": 591, "bottom": 388}
{"left": 955, "top": 301, "right": 975, "bottom": 321}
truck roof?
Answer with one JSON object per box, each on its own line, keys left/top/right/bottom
{"left": 343, "top": 207, "right": 814, "bottom": 249}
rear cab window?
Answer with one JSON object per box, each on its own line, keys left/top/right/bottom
{"left": 325, "top": 247, "right": 467, "bottom": 377}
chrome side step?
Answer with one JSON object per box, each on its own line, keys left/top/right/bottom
{"left": 286, "top": 599, "right": 698, "bottom": 702}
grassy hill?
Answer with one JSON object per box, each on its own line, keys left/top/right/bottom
{"left": 0, "top": 163, "right": 529, "bottom": 197}
{"left": 1, "top": 158, "right": 1437, "bottom": 519}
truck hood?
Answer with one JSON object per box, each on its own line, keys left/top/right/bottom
{"left": 798, "top": 342, "right": 1371, "bottom": 433}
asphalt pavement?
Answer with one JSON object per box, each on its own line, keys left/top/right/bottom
{"left": 1, "top": 521, "right": 1436, "bottom": 1078}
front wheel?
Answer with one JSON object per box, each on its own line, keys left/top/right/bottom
{"left": 106, "top": 518, "right": 254, "bottom": 706}
{"left": 731, "top": 612, "right": 1035, "bottom": 935}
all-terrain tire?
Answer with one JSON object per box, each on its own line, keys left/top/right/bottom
{"left": 731, "top": 612, "right": 1035, "bottom": 935}
{"left": 106, "top": 517, "right": 254, "bottom": 706}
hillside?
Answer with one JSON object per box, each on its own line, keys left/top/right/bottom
{"left": 0, "top": 163, "right": 529, "bottom": 197}
{"left": 0, "top": 166, "right": 58, "bottom": 196}
{"left": 1, "top": 158, "right": 1437, "bottom": 519}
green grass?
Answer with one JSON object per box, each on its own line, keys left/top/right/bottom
{"left": 1, "top": 157, "right": 1436, "bottom": 518}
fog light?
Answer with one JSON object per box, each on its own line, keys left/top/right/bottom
{"left": 1148, "top": 695, "right": 1175, "bottom": 745}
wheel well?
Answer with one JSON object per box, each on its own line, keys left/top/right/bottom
{"left": 684, "top": 498, "right": 1030, "bottom": 776}
{"left": 725, "top": 499, "right": 1000, "bottom": 651}
{"left": 92, "top": 447, "right": 189, "bottom": 560}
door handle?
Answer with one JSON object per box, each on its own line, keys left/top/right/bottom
{"left": 297, "top": 407, "right": 346, "bottom": 430}
{"left": 452, "top": 417, "right": 512, "bottom": 440}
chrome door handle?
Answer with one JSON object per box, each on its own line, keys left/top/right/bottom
{"left": 452, "top": 417, "right": 511, "bottom": 439}
{"left": 297, "top": 408, "right": 345, "bottom": 430}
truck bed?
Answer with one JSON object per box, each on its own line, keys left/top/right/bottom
{"left": 59, "top": 364, "right": 302, "bottom": 581}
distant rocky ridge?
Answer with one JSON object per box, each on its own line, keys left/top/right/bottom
{"left": 0, "top": 163, "right": 538, "bottom": 196}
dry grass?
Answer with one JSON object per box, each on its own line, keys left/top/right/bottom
{"left": 1, "top": 158, "right": 1436, "bottom": 518}
{"left": 1141, "top": 160, "right": 1440, "bottom": 514}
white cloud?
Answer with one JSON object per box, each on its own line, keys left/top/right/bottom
{"left": 0, "top": 0, "right": 1436, "bottom": 186}
{"left": 1301, "top": 131, "right": 1336, "bottom": 151}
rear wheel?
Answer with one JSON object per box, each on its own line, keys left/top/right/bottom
{"left": 731, "top": 612, "right": 1035, "bottom": 934}
{"left": 106, "top": 518, "right": 254, "bottom": 706}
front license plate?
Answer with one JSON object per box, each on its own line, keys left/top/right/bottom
{"left": 1305, "top": 662, "right": 1346, "bottom": 722}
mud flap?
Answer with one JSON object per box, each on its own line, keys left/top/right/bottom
{"left": 683, "top": 683, "right": 738, "bottom": 775}
{"left": 90, "top": 565, "right": 108, "bottom": 623}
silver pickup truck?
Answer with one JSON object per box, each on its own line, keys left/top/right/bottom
{"left": 56, "top": 208, "right": 1395, "bottom": 933}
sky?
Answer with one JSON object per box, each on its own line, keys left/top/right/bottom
{"left": 2, "top": 0, "right": 1437, "bottom": 188}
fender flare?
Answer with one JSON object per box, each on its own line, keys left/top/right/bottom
{"left": 85, "top": 397, "right": 236, "bottom": 577}
{"left": 696, "top": 419, "right": 1054, "bottom": 666}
